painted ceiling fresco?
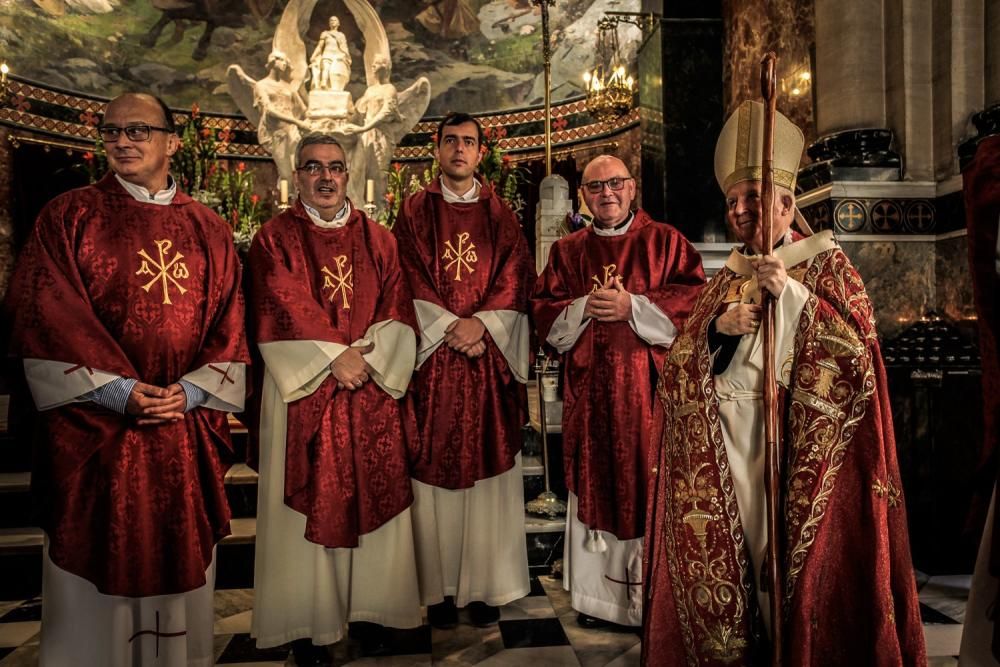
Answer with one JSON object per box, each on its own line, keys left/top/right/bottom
{"left": 0, "top": 0, "right": 640, "bottom": 115}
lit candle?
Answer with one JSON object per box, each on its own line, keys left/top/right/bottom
{"left": 279, "top": 179, "right": 288, "bottom": 205}
{"left": 366, "top": 178, "right": 375, "bottom": 204}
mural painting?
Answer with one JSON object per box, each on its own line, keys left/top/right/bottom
{"left": 0, "top": 0, "right": 639, "bottom": 115}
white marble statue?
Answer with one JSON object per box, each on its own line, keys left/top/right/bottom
{"left": 227, "top": 0, "right": 431, "bottom": 207}
{"left": 310, "top": 16, "right": 352, "bottom": 92}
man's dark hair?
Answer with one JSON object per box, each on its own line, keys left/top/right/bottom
{"left": 436, "top": 112, "right": 484, "bottom": 147}
{"left": 296, "top": 133, "right": 346, "bottom": 168}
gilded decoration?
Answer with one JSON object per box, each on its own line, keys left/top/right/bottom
{"left": 872, "top": 478, "right": 902, "bottom": 508}
{"left": 320, "top": 255, "right": 353, "bottom": 309}
{"left": 658, "top": 271, "right": 754, "bottom": 665}
{"left": 441, "top": 232, "right": 478, "bottom": 282}
{"left": 135, "top": 239, "right": 190, "bottom": 306}
{"left": 590, "top": 263, "right": 623, "bottom": 293}
{"left": 780, "top": 249, "right": 877, "bottom": 610}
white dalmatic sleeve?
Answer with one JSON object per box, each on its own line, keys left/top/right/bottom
{"left": 413, "top": 299, "right": 458, "bottom": 369}
{"left": 179, "top": 362, "right": 247, "bottom": 412}
{"left": 473, "top": 310, "right": 530, "bottom": 383}
{"left": 629, "top": 295, "right": 677, "bottom": 347}
{"left": 23, "top": 359, "right": 122, "bottom": 411}
{"left": 545, "top": 297, "right": 591, "bottom": 353}
{"left": 258, "top": 321, "right": 415, "bottom": 403}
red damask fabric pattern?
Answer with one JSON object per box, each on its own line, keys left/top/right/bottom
{"left": 642, "top": 245, "right": 926, "bottom": 666}
{"left": 4, "top": 173, "right": 249, "bottom": 597}
{"left": 249, "top": 203, "right": 419, "bottom": 548}
{"left": 393, "top": 179, "right": 535, "bottom": 489}
{"left": 531, "top": 210, "right": 705, "bottom": 540}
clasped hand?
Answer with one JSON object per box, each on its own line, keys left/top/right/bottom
{"left": 331, "top": 342, "right": 375, "bottom": 390}
{"left": 444, "top": 317, "right": 487, "bottom": 358}
{"left": 127, "top": 382, "right": 186, "bottom": 426}
{"left": 584, "top": 276, "right": 631, "bottom": 322}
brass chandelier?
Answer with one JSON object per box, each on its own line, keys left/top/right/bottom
{"left": 583, "top": 16, "right": 635, "bottom": 123}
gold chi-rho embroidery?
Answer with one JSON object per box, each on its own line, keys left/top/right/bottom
{"left": 442, "top": 232, "right": 477, "bottom": 281}
{"left": 136, "top": 239, "right": 190, "bottom": 305}
{"left": 590, "top": 263, "right": 623, "bottom": 293}
{"left": 321, "top": 255, "right": 353, "bottom": 308}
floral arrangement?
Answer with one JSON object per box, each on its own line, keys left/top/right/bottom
{"left": 378, "top": 123, "right": 527, "bottom": 229}
{"left": 81, "top": 104, "right": 267, "bottom": 251}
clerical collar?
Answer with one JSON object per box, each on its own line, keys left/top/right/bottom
{"left": 739, "top": 229, "right": 794, "bottom": 255}
{"left": 115, "top": 173, "right": 176, "bottom": 205}
{"left": 301, "top": 199, "right": 351, "bottom": 228}
{"left": 440, "top": 177, "right": 480, "bottom": 203}
{"left": 592, "top": 211, "right": 635, "bottom": 237}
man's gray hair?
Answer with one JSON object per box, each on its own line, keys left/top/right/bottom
{"left": 295, "top": 134, "right": 346, "bottom": 169}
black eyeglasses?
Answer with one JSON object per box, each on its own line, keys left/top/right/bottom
{"left": 297, "top": 161, "right": 347, "bottom": 176}
{"left": 582, "top": 176, "right": 633, "bottom": 194}
{"left": 97, "top": 125, "right": 173, "bottom": 143}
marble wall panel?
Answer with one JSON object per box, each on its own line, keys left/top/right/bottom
{"left": 723, "top": 0, "right": 816, "bottom": 148}
{"left": 840, "top": 235, "right": 977, "bottom": 341}
{"left": 840, "top": 239, "right": 936, "bottom": 340}
{"left": 936, "top": 235, "right": 978, "bottom": 324}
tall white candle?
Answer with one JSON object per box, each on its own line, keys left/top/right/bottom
{"left": 366, "top": 178, "right": 375, "bottom": 203}
{"left": 279, "top": 179, "right": 288, "bottom": 205}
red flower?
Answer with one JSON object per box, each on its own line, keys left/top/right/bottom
{"left": 392, "top": 162, "right": 403, "bottom": 173}
{"left": 82, "top": 151, "right": 94, "bottom": 162}
{"left": 200, "top": 127, "right": 213, "bottom": 139}
{"left": 190, "top": 103, "right": 200, "bottom": 119}
{"left": 207, "top": 163, "right": 218, "bottom": 176}
{"left": 479, "top": 145, "right": 487, "bottom": 157}
{"left": 483, "top": 126, "right": 493, "bottom": 140}
{"left": 501, "top": 154, "right": 511, "bottom": 164}
{"left": 430, "top": 132, "right": 438, "bottom": 144}
{"left": 385, "top": 192, "right": 395, "bottom": 205}
{"left": 250, "top": 194, "right": 260, "bottom": 205}
{"left": 237, "top": 162, "right": 246, "bottom": 173}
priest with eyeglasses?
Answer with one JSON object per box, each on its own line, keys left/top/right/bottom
{"left": 531, "top": 155, "right": 705, "bottom": 629}
{"left": 4, "top": 92, "right": 249, "bottom": 667}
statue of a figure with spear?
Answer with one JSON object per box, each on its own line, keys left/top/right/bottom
{"left": 640, "top": 54, "right": 927, "bottom": 666}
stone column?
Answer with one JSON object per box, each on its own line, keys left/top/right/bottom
{"left": 985, "top": 0, "right": 1000, "bottom": 107}
{"left": 535, "top": 175, "right": 571, "bottom": 274}
{"left": 885, "top": 0, "right": 934, "bottom": 180}
{"left": 814, "top": 0, "right": 886, "bottom": 134}
{"left": 933, "top": 0, "right": 984, "bottom": 179}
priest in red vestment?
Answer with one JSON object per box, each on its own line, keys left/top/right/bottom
{"left": 393, "top": 112, "right": 535, "bottom": 628}
{"left": 532, "top": 155, "right": 705, "bottom": 628}
{"left": 642, "top": 100, "right": 926, "bottom": 665}
{"left": 4, "top": 93, "right": 249, "bottom": 667}
{"left": 248, "top": 134, "right": 438, "bottom": 662}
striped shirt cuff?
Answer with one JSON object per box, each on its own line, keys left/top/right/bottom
{"left": 83, "top": 377, "right": 137, "bottom": 415}
{"left": 178, "top": 379, "right": 207, "bottom": 412}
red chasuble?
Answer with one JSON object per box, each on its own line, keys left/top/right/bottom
{"left": 4, "top": 174, "right": 249, "bottom": 597}
{"left": 393, "top": 179, "right": 535, "bottom": 489}
{"left": 531, "top": 210, "right": 705, "bottom": 540}
{"left": 248, "top": 202, "right": 419, "bottom": 548}
{"left": 642, "top": 245, "right": 926, "bottom": 666}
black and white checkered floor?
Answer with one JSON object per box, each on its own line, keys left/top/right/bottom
{"left": 0, "top": 571, "right": 971, "bottom": 665}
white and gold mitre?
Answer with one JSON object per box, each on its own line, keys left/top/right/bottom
{"left": 714, "top": 100, "right": 804, "bottom": 194}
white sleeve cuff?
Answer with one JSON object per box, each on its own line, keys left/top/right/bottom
{"left": 474, "top": 310, "right": 530, "bottom": 383}
{"left": 258, "top": 340, "right": 348, "bottom": 402}
{"left": 179, "top": 362, "right": 247, "bottom": 412}
{"left": 414, "top": 299, "right": 459, "bottom": 368}
{"left": 24, "top": 359, "right": 122, "bottom": 411}
{"left": 546, "top": 296, "right": 591, "bottom": 353}
{"left": 628, "top": 294, "right": 677, "bottom": 348}
{"left": 358, "top": 320, "right": 416, "bottom": 399}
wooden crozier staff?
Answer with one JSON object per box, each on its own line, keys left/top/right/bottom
{"left": 759, "top": 51, "right": 784, "bottom": 667}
